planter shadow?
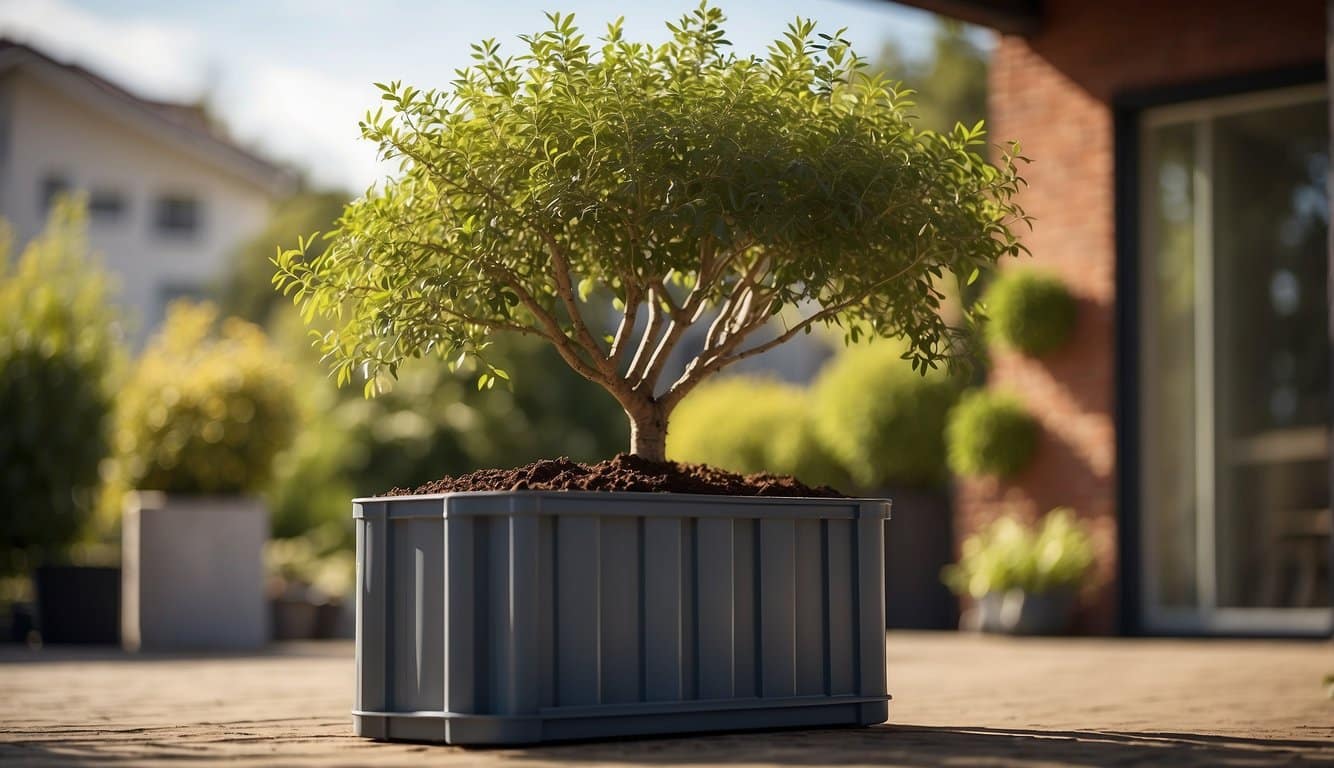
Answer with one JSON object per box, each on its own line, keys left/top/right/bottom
{"left": 501, "top": 724, "right": 1333, "bottom": 766}
{"left": 353, "top": 490, "right": 891, "bottom": 745}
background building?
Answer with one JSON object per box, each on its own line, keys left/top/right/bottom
{"left": 0, "top": 39, "right": 291, "bottom": 343}
{"left": 897, "top": 0, "right": 1333, "bottom": 636}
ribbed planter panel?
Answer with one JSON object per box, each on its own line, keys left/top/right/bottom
{"left": 352, "top": 491, "right": 890, "bottom": 744}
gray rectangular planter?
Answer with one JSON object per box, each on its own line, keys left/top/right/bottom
{"left": 352, "top": 490, "right": 891, "bottom": 745}
{"left": 122, "top": 492, "right": 269, "bottom": 651}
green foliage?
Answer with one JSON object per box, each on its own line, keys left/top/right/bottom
{"left": 667, "top": 376, "right": 846, "bottom": 488}
{"left": 264, "top": 311, "right": 627, "bottom": 543}
{"left": 274, "top": 3, "right": 1028, "bottom": 456}
{"left": 946, "top": 389, "right": 1038, "bottom": 478}
{"left": 871, "top": 20, "right": 988, "bottom": 135}
{"left": 984, "top": 270, "right": 1077, "bottom": 356}
{"left": 942, "top": 508, "right": 1094, "bottom": 597}
{"left": 265, "top": 533, "right": 356, "bottom": 599}
{"left": 115, "top": 302, "right": 299, "bottom": 495}
{"left": 811, "top": 341, "right": 961, "bottom": 489}
{"left": 0, "top": 200, "right": 123, "bottom": 575}
{"left": 218, "top": 190, "right": 349, "bottom": 325}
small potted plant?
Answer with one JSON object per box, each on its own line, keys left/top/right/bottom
{"left": 276, "top": 4, "right": 1027, "bottom": 744}
{"left": 116, "top": 302, "right": 298, "bottom": 651}
{"left": 942, "top": 508, "right": 1094, "bottom": 634}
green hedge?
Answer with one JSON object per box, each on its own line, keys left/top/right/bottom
{"left": 115, "top": 302, "right": 298, "bottom": 495}
{"left": 811, "top": 343, "right": 960, "bottom": 489}
{"left": 667, "top": 376, "right": 845, "bottom": 489}
{"left": 946, "top": 389, "right": 1038, "bottom": 479}
{"left": 984, "top": 270, "right": 1077, "bottom": 356}
{"left": 0, "top": 200, "right": 122, "bottom": 574}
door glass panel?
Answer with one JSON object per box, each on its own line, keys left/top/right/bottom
{"left": 1141, "top": 89, "right": 1331, "bottom": 630}
{"left": 1142, "top": 122, "right": 1200, "bottom": 610}
{"left": 1212, "top": 100, "right": 1330, "bottom": 609}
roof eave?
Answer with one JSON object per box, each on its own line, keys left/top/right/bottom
{"left": 888, "top": 0, "right": 1043, "bottom": 36}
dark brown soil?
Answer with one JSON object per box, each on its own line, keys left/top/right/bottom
{"left": 385, "top": 453, "right": 844, "bottom": 498}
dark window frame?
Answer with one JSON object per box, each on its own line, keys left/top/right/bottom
{"left": 153, "top": 194, "right": 203, "bottom": 237}
{"left": 39, "top": 173, "right": 72, "bottom": 212}
{"left": 88, "top": 188, "right": 128, "bottom": 222}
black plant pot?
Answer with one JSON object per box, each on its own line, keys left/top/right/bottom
{"left": 1000, "top": 589, "right": 1076, "bottom": 635}
{"left": 882, "top": 487, "right": 958, "bottom": 629}
{"left": 6, "top": 602, "right": 35, "bottom": 643}
{"left": 34, "top": 565, "right": 121, "bottom": 645}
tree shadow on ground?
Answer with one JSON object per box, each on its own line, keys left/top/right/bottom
{"left": 508, "top": 724, "right": 1333, "bottom": 767}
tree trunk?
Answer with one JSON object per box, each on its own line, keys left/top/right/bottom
{"left": 627, "top": 402, "right": 670, "bottom": 462}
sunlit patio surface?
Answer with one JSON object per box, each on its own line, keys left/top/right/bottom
{"left": 1, "top": 632, "right": 1329, "bottom": 767}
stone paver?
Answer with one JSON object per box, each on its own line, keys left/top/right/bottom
{"left": 0, "top": 632, "right": 1330, "bottom": 766}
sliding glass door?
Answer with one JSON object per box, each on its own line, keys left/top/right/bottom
{"left": 1139, "top": 84, "right": 1332, "bottom": 634}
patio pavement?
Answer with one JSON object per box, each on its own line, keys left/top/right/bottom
{"left": 0, "top": 631, "right": 1330, "bottom": 767}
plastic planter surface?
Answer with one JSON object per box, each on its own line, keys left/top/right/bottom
{"left": 352, "top": 490, "right": 891, "bottom": 745}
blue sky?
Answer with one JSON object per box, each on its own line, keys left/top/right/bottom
{"left": 0, "top": 0, "right": 970, "bottom": 190}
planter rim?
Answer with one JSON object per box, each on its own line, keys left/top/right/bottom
{"left": 353, "top": 488, "right": 891, "bottom": 518}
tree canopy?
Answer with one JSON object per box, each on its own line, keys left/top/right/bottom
{"left": 275, "top": 3, "right": 1029, "bottom": 459}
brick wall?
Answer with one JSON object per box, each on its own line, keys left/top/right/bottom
{"left": 968, "top": 0, "right": 1326, "bottom": 633}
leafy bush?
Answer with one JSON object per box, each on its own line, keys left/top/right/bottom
{"left": 262, "top": 311, "right": 627, "bottom": 543}
{"left": 983, "top": 270, "right": 1076, "bottom": 356}
{"left": 946, "top": 389, "right": 1038, "bottom": 479}
{"left": 667, "top": 377, "right": 846, "bottom": 489}
{"left": 811, "top": 342, "right": 961, "bottom": 489}
{"left": 941, "top": 508, "right": 1094, "bottom": 598}
{"left": 0, "top": 200, "right": 123, "bottom": 575}
{"left": 265, "top": 533, "right": 355, "bottom": 600}
{"left": 115, "top": 302, "right": 298, "bottom": 494}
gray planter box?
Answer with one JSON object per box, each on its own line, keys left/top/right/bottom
{"left": 121, "top": 492, "right": 269, "bottom": 651}
{"left": 353, "top": 491, "right": 891, "bottom": 745}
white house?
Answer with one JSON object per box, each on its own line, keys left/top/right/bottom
{"left": 0, "top": 39, "right": 292, "bottom": 342}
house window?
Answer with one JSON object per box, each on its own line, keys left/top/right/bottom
{"left": 154, "top": 195, "right": 201, "bottom": 236}
{"left": 89, "top": 189, "right": 127, "bottom": 222}
{"left": 39, "top": 174, "right": 71, "bottom": 211}
{"left": 1139, "top": 84, "right": 1331, "bottom": 635}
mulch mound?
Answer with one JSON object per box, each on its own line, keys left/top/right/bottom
{"left": 385, "top": 453, "right": 844, "bottom": 498}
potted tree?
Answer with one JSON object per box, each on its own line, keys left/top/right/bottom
{"left": 117, "top": 303, "right": 298, "bottom": 651}
{"left": 275, "top": 4, "right": 1027, "bottom": 744}
{"left": 942, "top": 508, "right": 1094, "bottom": 634}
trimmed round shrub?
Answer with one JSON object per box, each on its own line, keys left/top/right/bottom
{"left": 0, "top": 200, "right": 122, "bottom": 575}
{"left": 984, "top": 270, "right": 1077, "bottom": 356}
{"left": 946, "top": 389, "right": 1038, "bottom": 479}
{"left": 116, "top": 302, "right": 299, "bottom": 494}
{"left": 811, "top": 343, "right": 960, "bottom": 490}
{"left": 667, "top": 377, "right": 846, "bottom": 489}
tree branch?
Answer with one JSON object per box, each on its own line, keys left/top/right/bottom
{"left": 536, "top": 228, "right": 614, "bottom": 372}
{"left": 607, "top": 282, "right": 642, "bottom": 371}
{"left": 662, "top": 252, "right": 932, "bottom": 409}
{"left": 637, "top": 240, "right": 722, "bottom": 391}
{"left": 626, "top": 284, "right": 668, "bottom": 386}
